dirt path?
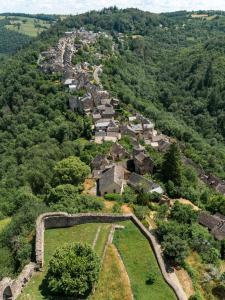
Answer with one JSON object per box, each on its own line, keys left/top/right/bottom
{"left": 121, "top": 204, "right": 133, "bottom": 214}
{"left": 171, "top": 198, "right": 200, "bottom": 211}
{"left": 92, "top": 226, "right": 101, "bottom": 249}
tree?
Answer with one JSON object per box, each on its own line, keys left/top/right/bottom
{"left": 53, "top": 156, "right": 90, "bottom": 186}
{"left": 170, "top": 201, "right": 197, "bottom": 224}
{"left": 190, "top": 223, "right": 220, "bottom": 264}
{"left": 161, "top": 143, "right": 182, "bottom": 186}
{"left": 46, "top": 184, "right": 81, "bottom": 204}
{"left": 122, "top": 186, "right": 137, "bottom": 203}
{"left": 47, "top": 243, "right": 100, "bottom": 297}
{"left": 51, "top": 193, "right": 103, "bottom": 213}
{"left": 162, "top": 234, "right": 189, "bottom": 265}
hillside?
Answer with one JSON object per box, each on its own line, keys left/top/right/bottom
{"left": 0, "top": 13, "right": 59, "bottom": 55}
{"left": 0, "top": 7, "right": 225, "bottom": 300}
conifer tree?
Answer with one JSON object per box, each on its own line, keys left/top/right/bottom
{"left": 162, "top": 143, "right": 182, "bottom": 186}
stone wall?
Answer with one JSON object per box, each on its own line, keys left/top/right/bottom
{"left": 0, "top": 263, "right": 36, "bottom": 300}
{"left": 35, "top": 212, "right": 131, "bottom": 269}
{"left": 0, "top": 212, "right": 187, "bottom": 300}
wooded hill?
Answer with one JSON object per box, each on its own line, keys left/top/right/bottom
{"left": 0, "top": 13, "right": 59, "bottom": 55}
{"left": 1, "top": 7, "right": 225, "bottom": 286}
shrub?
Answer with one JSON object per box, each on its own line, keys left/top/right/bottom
{"left": 51, "top": 194, "right": 103, "bottom": 213}
{"left": 112, "top": 202, "right": 122, "bottom": 213}
{"left": 122, "top": 186, "right": 137, "bottom": 203}
{"left": 47, "top": 243, "right": 100, "bottom": 297}
{"left": 104, "top": 193, "right": 122, "bottom": 202}
{"left": 146, "top": 271, "right": 156, "bottom": 285}
{"left": 133, "top": 205, "right": 149, "bottom": 221}
{"left": 141, "top": 219, "right": 149, "bottom": 229}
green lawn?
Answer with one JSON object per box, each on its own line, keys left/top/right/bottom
{"left": 5, "top": 17, "right": 50, "bottom": 37}
{"left": 18, "top": 223, "right": 111, "bottom": 300}
{"left": 90, "top": 244, "right": 133, "bottom": 300}
{"left": 113, "top": 221, "right": 177, "bottom": 300}
{"left": 0, "top": 217, "right": 11, "bottom": 233}
{"left": 19, "top": 220, "right": 177, "bottom": 300}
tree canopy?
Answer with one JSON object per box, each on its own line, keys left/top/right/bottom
{"left": 47, "top": 243, "right": 100, "bottom": 297}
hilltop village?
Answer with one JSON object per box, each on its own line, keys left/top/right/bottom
{"left": 39, "top": 29, "right": 225, "bottom": 240}
{"left": 39, "top": 28, "right": 170, "bottom": 199}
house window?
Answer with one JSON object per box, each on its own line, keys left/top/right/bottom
{"left": 113, "top": 189, "right": 116, "bottom": 193}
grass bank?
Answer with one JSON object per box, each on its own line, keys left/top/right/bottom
{"left": 114, "top": 221, "right": 177, "bottom": 300}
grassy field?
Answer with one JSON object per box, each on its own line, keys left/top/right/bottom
{"left": 0, "top": 217, "right": 11, "bottom": 232}
{"left": 5, "top": 16, "right": 51, "bottom": 37}
{"left": 18, "top": 223, "right": 111, "bottom": 300}
{"left": 91, "top": 244, "right": 133, "bottom": 300}
{"left": 114, "top": 221, "right": 177, "bottom": 300}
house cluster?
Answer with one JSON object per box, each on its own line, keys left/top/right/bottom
{"left": 40, "top": 29, "right": 168, "bottom": 198}
{"left": 122, "top": 114, "right": 171, "bottom": 152}
{"left": 38, "top": 28, "right": 99, "bottom": 74}
{"left": 198, "top": 211, "right": 225, "bottom": 240}
{"left": 91, "top": 141, "right": 164, "bottom": 197}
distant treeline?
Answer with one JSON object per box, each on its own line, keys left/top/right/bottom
{"left": 0, "top": 13, "right": 59, "bottom": 21}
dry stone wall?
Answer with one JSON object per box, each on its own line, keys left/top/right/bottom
{"left": 35, "top": 212, "right": 131, "bottom": 268}
{"left": 0, "top": 263, "right": 36, "bottom": 300}
{"left": 0, "top": 212, "right": 187, "bottom": 300}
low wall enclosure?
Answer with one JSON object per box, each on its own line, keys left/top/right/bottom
{"left": 0, "top": 212, "right": 187, "bottom": 300}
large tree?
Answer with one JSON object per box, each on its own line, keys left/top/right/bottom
{"left": 161, "top": 143, "right": 182, "bottom": 186}
{"left": 162, "top": 234, "right": 189, "bottom": 265}
{"left": 53, "top": 156, "right": 90, "bottom": 186}
{"left": 47, "top": 243, "right": 100, "bottom": 297}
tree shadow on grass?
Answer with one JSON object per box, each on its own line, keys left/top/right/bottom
{"left": 39, "top": 276, "right": 92, "bottom": 300}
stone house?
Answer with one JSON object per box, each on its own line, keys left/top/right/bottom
{"left": 101, "top": 98, "right": 111, "bottom": 106}
{"left": 128, "top": 173, "right": 164, "bottom": 194}
{"left": 130, "top": 124, "right": 143, "bottom": 135}
{"left": 134, "top": 152, "right": 154, "bottom": 175}
{"left": 98, "top": 165, "right": 125, "bottom": 196}
{"left": 111, "top": 143, "right": 130, "bottom": 161}
{"left": 133, "top": 145, "right": 145, "bottom": 156}
{"left": 198, "top": 211, "right": 225, "bottom": 240}
{"left": 111, "top": 98, "right": 120, "bottom": 106}
{"left": 79, "top": 93, "right": 94, "bottom": 113}
{"left": 120, "top": 125, "right": 136, "bottom": 138}
{"left": 158, "top": 139, "right": 170, "bottom": 152}
{"left": 91, "top": 155, "right": 109, "bottom": 170}
{"left": 92, "top": 113, "right": 102, "bottom": 122}
{"left": 102, "top": 106, "right": 115, "bottom": 118}
{"left": 95, "top": 119, "right": 111, "bottom": 131}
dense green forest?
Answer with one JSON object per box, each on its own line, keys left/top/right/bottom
{"left": 1, "top": 8, "right": 225, "bottom": 294}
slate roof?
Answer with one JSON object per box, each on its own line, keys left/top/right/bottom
{"left": 198, "top": 211, "right": 225, "bottom": 240}
{"left": 99, "top": 165, "right": 125, "bottom": 187}
{"left": 128, "top": 173, "right": 163, "bottom": 194}
{"left": 102, "top": 106, "right": 115, "bottom": 116}
{"left": 131, "top": 124, "right": 143, "bottom": 132}
{"left": 135, "top": 152, "right": 148, "bottom": 163}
